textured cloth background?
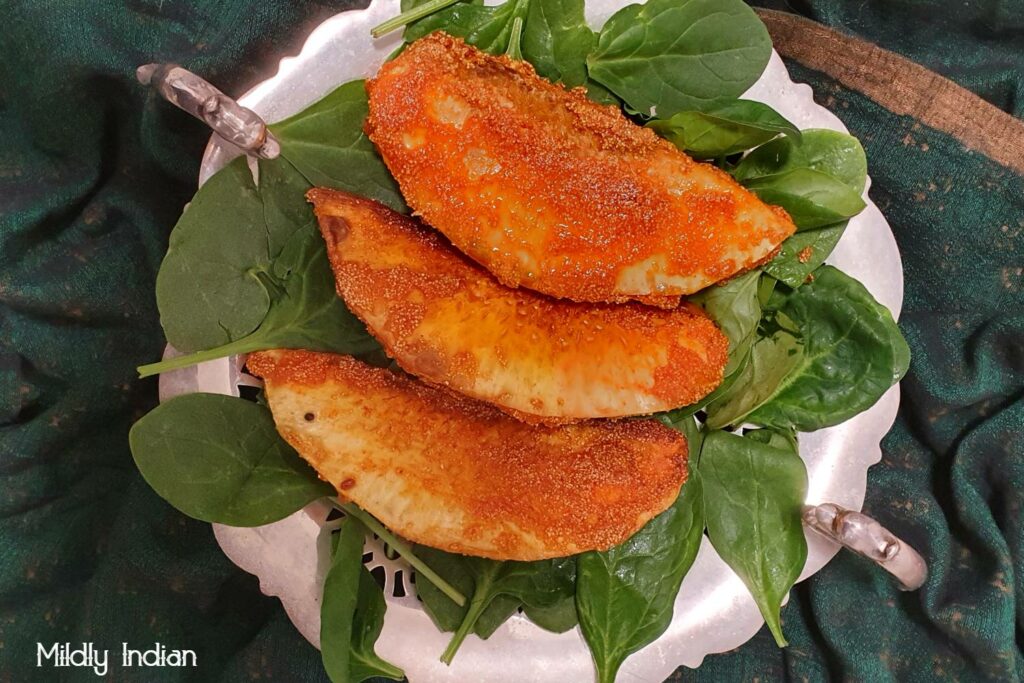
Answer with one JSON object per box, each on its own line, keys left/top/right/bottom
{"left": 0, "top": 1, "right": 1022, "bottom": 681}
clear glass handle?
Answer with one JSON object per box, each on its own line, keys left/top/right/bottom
{"left": 137, "top": 63, "right": 280, "bottom": 159}
{"left": 803, "top": 503, "right": 928, "bottom": 591}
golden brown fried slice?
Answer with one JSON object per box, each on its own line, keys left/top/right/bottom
{"left": 309, "top": 188, "right": 728, "bottom": 422}
{"left": 365, "top": 32, "right": 797, "bottom": 303}
{"left": 248, "top": 349, "right": 687, "bottom": 560}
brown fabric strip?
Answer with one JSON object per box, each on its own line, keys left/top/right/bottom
{"left": 756, "top": 8, "right": 1024, "bottom": 174}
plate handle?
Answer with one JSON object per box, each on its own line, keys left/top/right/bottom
{"left": 803, "top": 503, "right": 927, "bottom": 591}
{"left": 136, "top": 63, "right": 280, "bottom": 159}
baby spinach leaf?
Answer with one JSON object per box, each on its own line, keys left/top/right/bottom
{"left": 523, "top": 594, "right": 579, "bottom": 633}
{"left": 153, "top": 157, "right": 295, "bottom": 353}
{"left": 760, "top": 277, "right": 792, "bottom": 313}
{"left": 143, "top": 80, "right": 398, "bottom": 376}
{"left": 745, "top": 265, "right": 911, "bottom": 430}
{"left": 738, "top": 130, "right": 867, "bottom": 285}
{"left": 413, "top": 546, "right": 575, "bottom": 662}
{"left": 664, "top": 270, "right": 762, "bottom": 418}
{"left": 414, "top": 546, "right": 519, "bottom": 635}
{"left": 251, "top": 229, "right": 377, "bottom": 351}
{"left": 474, "top": 595, "right": 523, "bottom": 637}
{"left": 586, "top": 0, "right": 771, "bottom": 117}
{"left": 157, "top": 81, "right": 398, "bottom": 351}
{"left": 504, "top": 0, "right": 529, "bottom": 59}
{"left": 733, "top": 129, "right": 867, "bottom": 191}
{"left": 647, "top": 100, "right": 800, "bottom": 159}
{"left": 704, "top": 317, "right": 804, "bottom": 429}
{"left": 757, "top": 273, "right": 778, "bottom": 308}
{"left": 322, "top": 516, "right": 404, "bottom": 683}
{"left": 576, "top": 476, "right": 705, "bottom": 683}
{"left": 693, "top": 270, "right": 760, "bottom": 376}
{"left": 744, "top": 168, "right": 866, "bottom": 231}
{"left": 270, "top": 79, "right": 405, "bottom": 212}
{"left": 140, "top": 210, "right": 379, "bottom": 377}
{"left": 521, "top": 0, "right": 595, "bottom": 87}
{"left": 441, "top": 556, "right": 574, "bottom": 660}
{"left": 440, "top": 560, "right": 512, "bottom": 660}
{"left": 373, "top": 0, "right": 463, "bottom": 37}
{"left": 763, "top": 221, "right": 847, "bottom": 289}
{"left": 746, "top": 427, "right": 799, "bottom": 453}
{"left": 128, "top": 393, "right": 333, "bottom": 526}
{"left": 656, "top": 407, "right": 703, "bottom": 452}
{"left": 584, "top": 79, "right": 621, "bottom": 105}
{"left": 700, "top": 429, "right": 807, "bottom": 647}
{"left": 403, "top": 0, "right": 523, "bottom": 55}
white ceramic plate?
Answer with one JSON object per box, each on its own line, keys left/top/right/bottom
{"left": 158, "top": 1, "right": 904, "bottom": 680}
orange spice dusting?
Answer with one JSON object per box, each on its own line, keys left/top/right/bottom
{"left": 247, "top": 350, "right": 688, "bottom": 560}
{"left": 308, "top": 188, "right": 730, "bottom": 420}
{"left": 364, "top": 33, "right": 796, "bottom": 302}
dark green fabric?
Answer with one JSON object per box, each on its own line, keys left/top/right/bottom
{"left": 675, "top": 59, "right": 1024, "bottom": 682}
{"left": 753, "top": 0, "right": 1024, "bottom": 118}
{"left": 1, "top": 1, "right": 1021, "bottom": 682}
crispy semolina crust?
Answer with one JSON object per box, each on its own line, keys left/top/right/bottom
{"left": 308, "top": 188, "right": 729, "bottom": 422}
{"left": 247, "top": 349, "right": 688, "bottom": 561}
{"left": 365, "top": 32, "right": 796, "bottom": 303}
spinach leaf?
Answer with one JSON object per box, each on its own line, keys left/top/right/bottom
{"left": 441, "top": 556, "right": 574, "bottom": 653}
{"left": 737, "top": 130, "right": 867, "bottom": 285}
{"left": 142, "top": 80, "right": 398, "bottom": 376}
{"left": 576, "top": 475, "right": 704, "bottom": 683}
{"left": 757, "top": 273, "right": 778, "bottom": 307}
{"left": 321, "top": 516, "right": 404, "bottom": 682}
{"left": 522, "top": 594, "right": 579, "bottom": 633}
{"left": 663, "top": 270, "right": 762, "bottom": 418}
{"left": 656, "top": 407, "right": 703, "bottom": 452}
{"left": 249, "top": 229, "right": 377, "bottom": 351}
{"left": 413, "top": 545, "right": 519, "bottom": 636}
{"left": 584, "top": 79, "right": 621, "bottom": 105}
{"left": 647, "top": 100, "right": 800, "bottom": 159}
{"left": 413, "top": 546, "right": 576, "bottom": 662}
{"left": 704, "top": 315, "right": 804, "bottom": 429}
{"left": 744, "top": 168, "right": 866, "bottom": 231}
{"left": 506, "top": 0, "right": 531, "bottom": 58}
{"left": 700, "top": 429, "right": 807, "bottom": 646}
{"left": 693, "top": 270, "right": 760, "bottom": 376}
{"left": 403, "top": 0, "right": 524, "bottom": 54}
{"left": 745, "top": 265, "right": 910, "bottom": 430}
{"left": 760, "top": 277, "right": 791, "bottom": 312}
{"left": 140, "top": 196, "right": 380, "bottom": 377}
{"left": 128, "top": 393, "right": 333, "bottom": 526}
{"left": 746, "top": 427, "right": 799, "bottom": 453}
{"left": 733, "top": 129, "right": 867, "bottom": 191}
{"left": 153, "top": 156, "right": 296, "bottom": 353}
{"left": 763, "top": 221, "right": 846, "bottom": 288}
{"left": 270, "top": 80, "right": 405, "bottom": 212}
{"left": 474, "top": 595, "right": 523, "bottom": 637}
{"left": 373, "top": 0, "right": 462, "bottom": 38}
{"left": 586, "top": 0, "right": 771, "bottom": 117}
{"left": 521, "top": 0, "right": 594, "bottom": 87}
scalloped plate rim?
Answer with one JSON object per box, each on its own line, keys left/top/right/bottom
{"left": 154, "top": 2, "right": 907, "bottom": 680}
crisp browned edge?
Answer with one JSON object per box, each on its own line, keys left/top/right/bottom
{"left": 757, "top": 9, "right": 1024, "bottom": 175}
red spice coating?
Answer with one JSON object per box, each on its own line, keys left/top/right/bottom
{"left": 365, "top": 32, "right": 796, "bottom": 303}
{"left": 308, "top": 188, "right": 729, "bottom": 422}
{"left": 247, "top": 350, "right": 688, "bottom": 560}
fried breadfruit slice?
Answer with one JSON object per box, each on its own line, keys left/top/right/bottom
{"left": 365, "top": 32, "right": 796, "bottom": 303}
{"left": 247, "top": 349, "right": 687, "bottom": 560}
{"left": 308, "top": 188, "right": 728, "bottom": 422}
